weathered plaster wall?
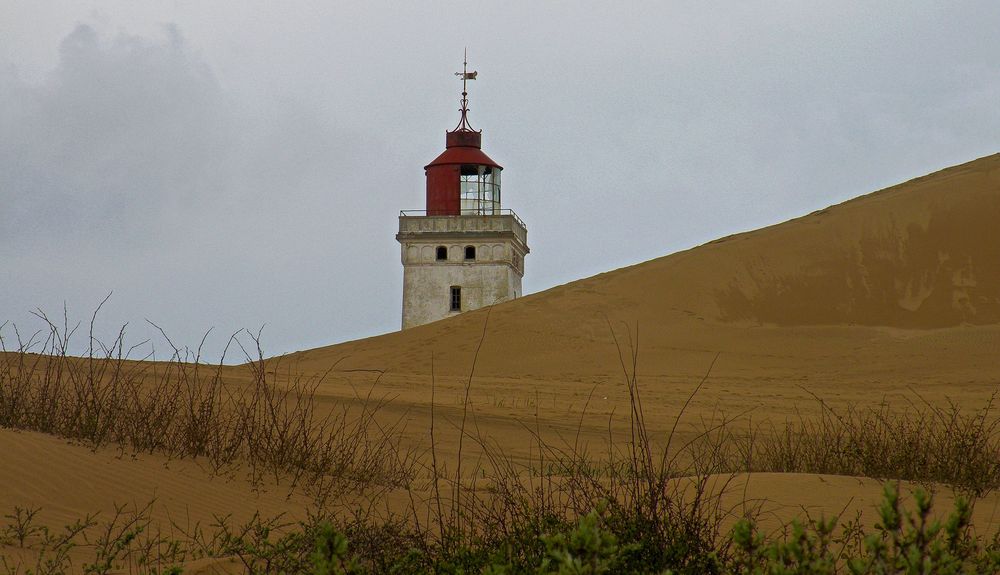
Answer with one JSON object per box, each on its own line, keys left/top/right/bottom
{"left": 400, "top": 237, "right": 525, "bottom": 329}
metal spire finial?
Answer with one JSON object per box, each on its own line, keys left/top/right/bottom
{"left": 453, "top": 48, "right": 478, "bottom": 132}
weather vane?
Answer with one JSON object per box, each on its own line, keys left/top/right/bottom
{"left": 453, "top": 48, "right": 478, "bottom": 132}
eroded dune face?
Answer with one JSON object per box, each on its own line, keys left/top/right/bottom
{"left": 713, "top": 154, "right": 1000, "bottom": 327}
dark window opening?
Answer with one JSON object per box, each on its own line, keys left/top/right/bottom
{"left": 450, "top": 286, "right": 461, "bottom": 312}
{"left": 436, "top": 246, "right": 448, "bottom": 261}
{"left": 465, "top": 245, "right": 476, "bottom": 260}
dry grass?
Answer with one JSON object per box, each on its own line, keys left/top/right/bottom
{"left": 3, "top": 310, "right": 1000, "bottom": 572}
{"left": 398, "top": 320, "right": 740, "bottom": 572}
{"left": 0, "top": 304, "right": 414, "bottom": 495}
{"left": 731, "top": 393, "right": 1000, "bottom": 496}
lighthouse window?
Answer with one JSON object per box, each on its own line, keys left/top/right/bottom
{"left": 436, "top": 246, "right": 448, "bottom": 261}
{"left": 465, "top": 245, "right": 476, "bottom": 260}
{"left": 459, "top": 165, "right": 501, "bottom": 216}
{"left": 450, "top": 286, "right": 461, "bottom": 311}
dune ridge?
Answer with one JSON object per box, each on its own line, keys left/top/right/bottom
{"left": 284, "top": 153, "right": 1000, "bottom": 382}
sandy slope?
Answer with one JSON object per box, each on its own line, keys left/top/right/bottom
{"left": 289, "top": 153, "right": 1000, "bottom": 376}
{"left": 1, "top": 431, "right": 997, "bottom": 573}
{"left": 274, "top": 154, "right": 1000, "bottom": 466}
{"left": 3, "top": 154, "right": 1000, "bottom": 569}
{"left": 2, "top": 432, "right": 998, "bottom": 571}
{"left": 0, "top": 428, "right": 317, "bottom": 571}
{"left": 0, "top": 429, "right": 316, "bottom": 528}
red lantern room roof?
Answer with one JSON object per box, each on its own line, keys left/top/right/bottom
{"left": 424, "top": 52, "right": 502, "bottom": 171}
{"left": 425, "top": 144, "right": 501, "bottom": 170}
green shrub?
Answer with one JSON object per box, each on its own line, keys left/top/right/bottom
{"left": 731, "top": 483, "right": 1000, "bottom": 575}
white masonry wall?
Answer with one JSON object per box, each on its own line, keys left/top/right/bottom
{"left": 397, "top": 214, "right": 529, "bottom": 329}
{"left": 400, "top": 239, "right": 525, "bottom": 329}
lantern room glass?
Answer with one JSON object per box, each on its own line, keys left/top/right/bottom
{"left": 460, "top": 165, "right": 501, "bottom": 215}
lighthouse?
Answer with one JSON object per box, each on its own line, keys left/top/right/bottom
{"left": 396, "top": 57, "right": 529, "bottom": 329}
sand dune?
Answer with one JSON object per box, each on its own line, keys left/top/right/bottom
{"left": 273, "top": 154, "right": 1000, "bottom": 465}
{"left": 2, "top": 433, "right": 998, "bottom": 573}
{"left": 3, "top": 154, "right": 1000, "bottom": 569}
{"left": 0, "top": 429, "right": 316, "bottom": 529}
{"left": 286, "top": 154, "right": 1000, "bottom": 380}
{"left": 0, "top": 428, "right": 317, "bottom": 572}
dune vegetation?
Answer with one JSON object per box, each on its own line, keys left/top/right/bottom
{"left": 2, "top": 313, "right": 1000, "bottom": 573}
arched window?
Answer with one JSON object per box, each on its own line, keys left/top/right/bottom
{"left": 436, "top": 246, "right": 448, "bottom": 261}
{"left": 464, "top": 245, "right": 476, "bottom": 260}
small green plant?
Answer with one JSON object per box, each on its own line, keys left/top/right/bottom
{"left": 731, "top": 482, "right": 1000, "bottom": 574}
{"left": 538, "top": 506, "right": 630, "bottom": 574}
{"left": 309, "top": 523, "right": 363, "bottom": 574}
{"left": 2, "top": 506, "right": 43, "bottom": 547}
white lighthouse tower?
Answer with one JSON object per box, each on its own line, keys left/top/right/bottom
{"left": 396, "top": 58, "right": 529, "bottom": 329}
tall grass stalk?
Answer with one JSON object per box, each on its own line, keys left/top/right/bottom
{"left": 4, "top": 310, "right": 1000, "bottom": 572}
{"left": 0, "top": 310, "right": 413, "bottom": 494}
{"left": 732, "top": 391, "right": 1000, "bottom": 496}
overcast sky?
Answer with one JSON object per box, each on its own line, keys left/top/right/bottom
{"left": 3, "top": 1, "right": 999, "bottom": 361}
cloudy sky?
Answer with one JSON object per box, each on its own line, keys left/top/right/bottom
{"left": 3, "top": 1, "right": 999, "bottom": 361}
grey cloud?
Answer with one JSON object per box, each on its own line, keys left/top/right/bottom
{"left": 0, "top": 23, "right": 385, "bottom": 360}
{"left": 1, "top": 24, "right": 230, "bottom": 248}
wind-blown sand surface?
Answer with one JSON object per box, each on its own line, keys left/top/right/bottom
{"left": 3, "top": 154, "right": 1000, "bottom": 568}
{"left": 280, "top": 153, "right": 1000, "bottom": 469}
